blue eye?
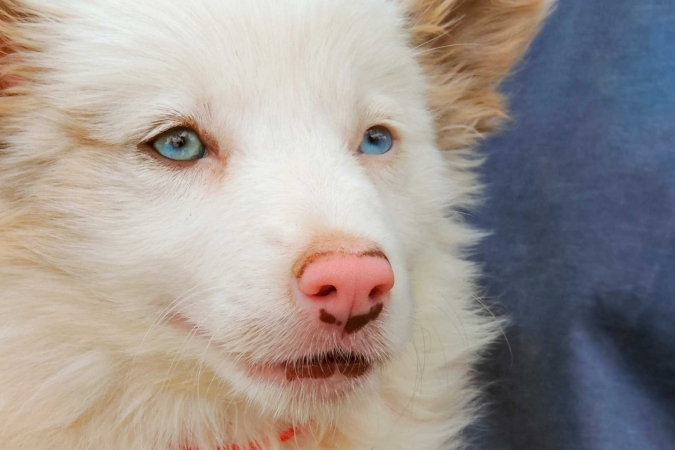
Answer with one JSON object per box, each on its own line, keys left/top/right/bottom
{"left": 152, "top": 127, "right": 206, "bottom": 161}
{"left": 359, "top": 126, "right": 394, "bottom": 155}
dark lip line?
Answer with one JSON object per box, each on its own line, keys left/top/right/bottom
{"left": 283, "top": 350, "right": 371, "bottom": 366}
{"left": 244, "top": 353, "right": 376, "bottom": 383}
{"left": 247, "top": 352, "right": 385, "bottom": 371}
{"left": 285, "top": 359, "right": 372, "bottom": 381}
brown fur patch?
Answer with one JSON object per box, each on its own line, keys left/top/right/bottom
{"left": 292, "top": 231, "right": 388, "bottom": 279}
{"left": 0, "top": 1, "right": 44, "bottom": 122}
{"left": 407, "top": 0, "right": 552, "bottom": 151}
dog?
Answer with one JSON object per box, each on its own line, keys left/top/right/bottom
{"left": 0, "top": 0, "right": 550, "bottom": 448}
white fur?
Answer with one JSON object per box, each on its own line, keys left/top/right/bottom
{"left": 0, "top": 0, "right": 511, "bottom": 449}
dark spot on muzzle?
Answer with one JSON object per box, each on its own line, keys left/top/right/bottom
{"left": 344, "top": 303, "right": 384, "bottom": 334}
{"left": 319, "top": 309, "right": 338, "bottom": 325}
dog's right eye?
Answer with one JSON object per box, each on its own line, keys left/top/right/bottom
{"left": 151, "top": 127, "right": 206, "bottom": 161}
{"left": 359, "top": 126, "right": 394, "bottom": 155}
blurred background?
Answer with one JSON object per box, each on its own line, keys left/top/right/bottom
{"left": 467, "top": 1, "right": 675, "bottom": 449}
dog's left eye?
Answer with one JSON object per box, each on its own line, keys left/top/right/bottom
{"left": 359, "top": 126, "right": 394, "bottom": 155}
{"left": 151, "top": 127, "right": 206, "bottom": 161}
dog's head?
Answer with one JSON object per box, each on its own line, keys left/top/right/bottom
{"left": 0, "top": 0, "right": 549, "bottom": 421}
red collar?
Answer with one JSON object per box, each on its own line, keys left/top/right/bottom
{"left": 181, "top": 427, "right": 298, "bottom": 450}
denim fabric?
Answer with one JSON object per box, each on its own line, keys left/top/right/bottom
{"left": 467, "top": 1, "right": 675, "bottom": 449}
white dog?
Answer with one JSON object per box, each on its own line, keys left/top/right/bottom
{"left": 0, "top": 0, "right": 549, "bottom": 449}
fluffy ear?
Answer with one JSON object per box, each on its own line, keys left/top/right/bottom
{"left": 0, "top": 0, "right": 38, "bottom": 99}
{"left": 406, "top": 0, "right": 553, "bottom": 151}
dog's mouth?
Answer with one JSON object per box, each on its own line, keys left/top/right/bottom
{"left": 243, "top": 351, "right": 376, "bottom": 387}
{"left": 283, "top": 351, "right": 372, "bottom": 381}
{"left": 169, "top": 313, "right": 378, "bottom": 387}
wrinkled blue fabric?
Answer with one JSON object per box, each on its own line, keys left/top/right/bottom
{"left": 467, "top": 1, "right": 675, "bottom": 449}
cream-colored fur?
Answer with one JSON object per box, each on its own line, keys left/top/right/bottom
{"left": 0, "top": 0, "right": 551, "bottom": 449}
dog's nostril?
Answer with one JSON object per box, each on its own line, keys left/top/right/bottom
{"left": 315, "top": 285, "right": 337, "bottom": 297}
{"left": 369, "top": 286, "right": 386, "bottom": 299}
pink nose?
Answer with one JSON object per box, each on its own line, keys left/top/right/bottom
{"left": 294, "top": 252, "right": 395, "bottom": 334}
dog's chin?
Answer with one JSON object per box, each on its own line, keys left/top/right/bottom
{"left": 226, "top": 358, "right": 382, "bottom": 422}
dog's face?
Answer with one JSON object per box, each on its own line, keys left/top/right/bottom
{"left": 0, "top": 0, "right": 548, "bottom": 423}
{"left": 6, "top": 0, "right": 443, "bottom": 418}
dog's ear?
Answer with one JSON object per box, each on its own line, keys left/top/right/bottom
{"left": 406, "top": 0, "right": 553, "bottom": 150}
{"left": 0, "top": 0, "right": 37, "bottom": 98}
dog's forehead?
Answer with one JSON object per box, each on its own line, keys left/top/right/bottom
{"left": 185, "top": 0, "right": 413, "bottom": 112}
{"left": 41, "top": 0, "right": 422, "bottom": 140}
{"left": 69, "top": 0, "right": 410, "bottom": 91}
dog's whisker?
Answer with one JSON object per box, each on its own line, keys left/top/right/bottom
{"left": 131, "top": 282, "right": 224, "bottom": 363}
